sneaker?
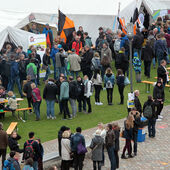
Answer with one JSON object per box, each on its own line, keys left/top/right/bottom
{"left": 128, "top": 155, "right": 134, "bottom": 158}
{"left": 158, "top": 115, "right": 163, "bottom": 119}
{"left": 121, "top": 155, "right": 127, "bottom": 159}
{"left": 68, "top": 117, "right": 72, "bottom": 120}
{"left": 62, "top": 118, "right": 67, "bottom": 120}
{"left": 95, "top": 102, "right": 98, "bottom": 105}
{"left": 47, "top": 116, "right": 50, "bottom": 119}
{"left": 156, "top": 118, "right": 162, "bottom": 122}
{"left": 98, "top": 102, "right": 103, "bottom": 105}
{"left": 52, "top": 116, "right": 56, "bottom": 120}
{"left": 49, "top": 115, "right": 52, "bottom": 119}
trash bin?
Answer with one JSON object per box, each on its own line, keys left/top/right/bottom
{"left": 137, "top": 128, "right": 146, "bottom": 142}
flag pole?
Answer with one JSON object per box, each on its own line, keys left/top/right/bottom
{"left": 116, "top": 2, "right": 121, "bottom": 30}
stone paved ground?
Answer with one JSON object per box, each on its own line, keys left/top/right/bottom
{"left": 43, "top": 105, "right": 170, "bottom": 169}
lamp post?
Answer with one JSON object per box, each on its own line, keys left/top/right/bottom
{"left": 127, "top": 23, "right": 134, "bottom": 93}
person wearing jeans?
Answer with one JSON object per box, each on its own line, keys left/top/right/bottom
{"left": 43, "top": 79, "right": 58, "bottom": 119}
{"left": 31, "top": 83, "right": 42, "bottom": 121}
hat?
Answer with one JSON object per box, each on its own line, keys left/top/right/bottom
{"left": 134, "top": 52, "right": 138, "bottom": 57}
{"left": 57, "top": 44, "right": 62, "bottom": 49}
{"left": 46, "top": 23, "right": 49, "bottom": 26}
{"left": 98, "top": 27, "right": 103, "bottom": 30}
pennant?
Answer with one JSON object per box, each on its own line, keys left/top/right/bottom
{"left": 58, "top": 10, "right": 75, "bottom": 43}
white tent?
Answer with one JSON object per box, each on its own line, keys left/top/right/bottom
{"left": 0, "top": 26, "right": 35, "bottom": 51}
{"left": 120, "top": 0, "right": 170, "bottom": 25}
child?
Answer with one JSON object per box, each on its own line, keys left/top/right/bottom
{"left": 36, "top": 139, "right": 44, "bottom": 170}
{"left": 91, "top": 69, "right": 103, "bottom": 105}
{"left": 5, "top": 91, "right": 17, "bottom": 116}
{"left": 133, "top": 52, "right": 142, "bottom": 83}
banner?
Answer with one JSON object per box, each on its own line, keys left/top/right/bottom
{"left": 28, "top": 34, "right": 46, "bottom": 61}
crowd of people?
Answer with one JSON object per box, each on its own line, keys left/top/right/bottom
{"left": 0, "top": 14, "right": 169, "bottom": 170}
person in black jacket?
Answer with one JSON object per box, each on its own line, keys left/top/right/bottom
{"left": 8, "top": 131, "right": 23, "bottom": 153}
{"left": 76, "top": 76, "right": 86, "bottom": 112}
{"left": 23, "top": 75, "right": 33, "bottom": 114}
{"left": 141, "top": 41, "right": 154, "bottom": 78}
{"left": 153, "top": 79, "right": 165, "bottom": 120}
{"left": 157, "top": 60, "right": 169, "bottom": 87}
{"left": 43, "top": 78, "right": 58, "bottom": 119}
{"left": 129, "top": 108, "right": 141, "bottom": 156}
{"left": 134, "top": 90, "right": 142, "bottom": 115}
{"left": 23, "top": 132, "right": 41, "bottom": 170}
{"left": 143, "top": 95, "right": 156, "bottom": 138}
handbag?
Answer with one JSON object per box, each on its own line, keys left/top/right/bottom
{"left": 124, "top": 77, "right": 130, "bottom": 86}
{"left": 77, "top": 140, "right": 87, "bottom": 154}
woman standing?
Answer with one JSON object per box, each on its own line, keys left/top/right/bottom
{"left": 104, "top": 68, "right": 115, "bottom": 105}
{"left": 116, "top": 69, "right": 125, "bottom": 105}
{"left": 90, "top": 129, "right": 104, "bottom": 170}
{"left": 61, "top": 131, "right": 72, "bottom": 170}
{"left": 121, "top": 115, "right": 134, "bottom": 159}
{"left": 91, "top": 69, "right": 103, "bottom": 105}
{"left": 43, "top": 47, "right": 51, "bottom": 81}
{"left": 31, "top": 83, "right": 42, "bottom": 121}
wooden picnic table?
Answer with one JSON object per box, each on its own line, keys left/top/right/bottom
{"left": 167, "top": 67, "right": 170, "bottom": 70}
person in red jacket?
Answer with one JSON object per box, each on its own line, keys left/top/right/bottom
{"left": 72, "top": 36, "right": 82, "bottom": 55}
{"left": 31, "top": 83, "right": 42, "bottom": 121}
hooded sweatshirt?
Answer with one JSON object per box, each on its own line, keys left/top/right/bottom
{"left": 8, "top": 95, "right": 17, "bottom": 110}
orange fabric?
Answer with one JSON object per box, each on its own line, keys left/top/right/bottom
{"left": 60, "top": 30, "right": 67, "bottom": 43}
{"left": 46, "top": 33, "right": 51, "bottom": 48}
{"left": 63, "top": 16, "right": 75, "bottom": 29}
{"left": 119, "top": 18, "right": 127, "bottom": 35}
{"left": 133, "top": 23, "right": 137, "bottom": 35}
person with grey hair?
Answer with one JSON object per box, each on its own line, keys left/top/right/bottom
{"left": 134, "top": 90, "right": 142, "bottom": 114}
{"left": 0, "top": 122, "right": 8, "bottom": 168}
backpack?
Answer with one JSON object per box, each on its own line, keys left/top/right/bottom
{"left": 106, "top": 80, "right": 113, "bottom": 89}
{"left": 143, "top": 105, "right": 153, "bottom": 119}
{"left": 24, "top": 141, "right": 35, "bottom": 160}
{"left": 3, "top": 160, "right": 15, "bottom": 170}
{"left": 114, "top": 39, "right": 121, "bottom": 52}
{"left": 101, "top": 56, "right": 110, "bottom": 66}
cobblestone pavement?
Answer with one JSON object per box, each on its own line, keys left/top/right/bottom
{"left": 43, "top": 105, "right": 170, "bottom": 170}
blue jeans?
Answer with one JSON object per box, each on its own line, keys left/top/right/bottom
{"left": 33, "top": 161, "right": 38, "bottom": 170}
{"left": 69, "top": 98, "right": 77, "bottom": 117}
{"left": 7, "top": 76, "right": 23, "bottom": 97}
{"left": 53, "top": 60, "right": 57, "bottom": 80}
{"left": 33, "top": 101, "right": 41, "bottom": 119}
{"left": 46, "top": 100, "right": 55, "bottom": 117}
{"left": 107, "top": 146, "right": 116, "bottom": 170}
{"left": 56, "top": 67, "right": 66, "bottom": 80}
{"left": 148, "top": 118, "right": 156, "bottom": 137}
{"left": 71, "top": 71, "right": 79, "bottom": 79}
{"left": 44, "top": 66, "right": 50, "bottom": 81}
{"left": 152, "top": 58, "right": 156, "bottom": 68}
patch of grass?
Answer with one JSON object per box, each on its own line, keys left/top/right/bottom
{"left": 1, "top": 61, "right": 170, "bottom": 147}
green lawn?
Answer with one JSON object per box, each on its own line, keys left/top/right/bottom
{"left": 1, "top": 61, "right": 170, "bottom": 147}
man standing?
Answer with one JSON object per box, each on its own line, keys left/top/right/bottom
{"left": 29, "top": 23, "right": 40, "bottom": 34}
{"left": 0, "top": 122, "right": 8, "bottom": 168}
{"left": 83, "top": 32, "right": 92, "bottom": 47}
{"left": 134, "top": 90, "right": 142, "bottom": 115}
{"left": 157, "top": 60, "right": 169, "bottom": 87}
{"left": 23, "top": 132, "right": 41, "bottom": 170}
{"left": 43, "top": 24, "right": 53, "bottom": 48}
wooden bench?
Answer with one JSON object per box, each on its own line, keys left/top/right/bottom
{"left": 6, "top": 122, "right": 18, "bottom": 135}
{"left": 1, "top": 107, "right": 32, "bottom": 120}
{"left": 154, "top": 76, "right": 170, "bottom": 79}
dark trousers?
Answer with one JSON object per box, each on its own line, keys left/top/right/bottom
{"left": 1, "top": 75, "right": 8, "bottom": 90}
{"left": 77, "top": 97, "right": 86, "bottom": 112}
{"left": 37, "top": 68, "right": 40, "bottom": 85}
{"left": 73, "top": 153, "right": 85, "bottom": 170}
{"left": 38, "top": 158, "right": 43, "bottom": 170}
{"left": 33, "top": 101, "right": 41, "bottom": 119}
{"left": 144, "top": 61, "right": 151, "bottom": 78}
{"left": 122, "top": 139, "right": 132, "bottom": 156}
{"left": 61, "top": 99, "right": 71, "bottom": 119}
{"left": 133, "top": 132, "right": 138, "bottom": 154}
{"left": 58, "top": 96, "right": 63, "bottom": 114}
{"left": 85, "top": 97, "right": 91, "bottom": 113}
{"left": 0, "top": 149, "right": 6, "bottom": 168}
{"left": 94, "top": 85, "right": 101, "bottom": 102}
{"left": 107, "top": 146, "right": 116, "bottom": 170}
{"left": 155, "top": 101, "right": 164, "bottom": 118}
{"left": 27, "top": 97, "right": 32, "bottom": 112}
{"left": 114, "top": 150, "right": 119, "bottom": 169}
{"left": 106, "top": 88, "right": 113, "bottom": 104}
{"left": 61, "top": 160, "right": 71, "bottom": 170}
{"left": 148, "top": 118, "right": 156, "bottom": 137}
{"left": 93, "top": 161, "right": 102, "bottom": 170}
{"left": 118, "top": 85, "right": 124, "bottom": 104}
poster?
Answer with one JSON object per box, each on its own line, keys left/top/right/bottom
{"left": 28, "top": 34, "right": 46, "bottom": 61}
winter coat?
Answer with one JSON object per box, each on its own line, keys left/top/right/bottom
{"left": 43, "top": 81, "right": 58, "bottom": 101}
{"left": 23, "top": 81, "right": 33, "bottom": 98}
{"left": 84, "top": 36, "right": 93, "bottom": 47}
{"left": 101, "top": 47, "right": 112, "bottom": 64}
{"left": 8, "top": 134, "right": 21, "bottom": 152}
{"left": 69, "top": 80, "right": 78, "bottom": 99}
{"left": 154, "top": 40, "right": 167, "bottom": 60}
{"left": 91, "top": 57, "right": 101, "bottom": 70}
{"left": 68, "top": 53, "right": 81, "bottom": 71}
{"left": 23, "top": 165, "right": 34, "bottom": 170}
{"left": 81, "top": 49, "right": 93, "bottom": 71}
{"left": 133, "top": 56, "right": 142, "bottom": 73}
{"left": 123, "top": 121, "right": 133, "bottom": 140}
{"left": 104, "top": 73, "right": 115, "bottom": 88}
{"left": 113, "top": 129, "right": 120, "bottom": 151}
{"left": 90, "top": 135, "right": 104, "bottom": 161}
{"left": 61, "top": 138, "right": 72, "bottom": 160}
{"left": 0, "top": 129, "right": 8, "bottom": 149}
{"left": 105, "top": 129, "right": 115, "bottom": 148}
{"left": 19, "top": 60, "right": 27, "bottom": 77}
{"left": 133, "top": 112, "right": 141, "bottom": 133}
{"left": 10, "top": 61, "right": 19, "bottom": 79}
{"left": 84, "top": 80, "right": 93, "bottom": 98}
{"left": 157, "top": 65, "right": 167, "bottom": 84}
{"left": 26, "top": 63, "right": 37, "bottom": 80}
{"left": 153, "top": 83, "right": 165, "bottom": 101}
{"left": 143, "top": 100, "right": 156, "bottom": 119}
{"left": 5, "top": 157, "right": 21, "bottom": 170}
{"left": 42, "top": 28, "right": 53, "bottom": 47}
{"left": 91, "top": 74, "right": 102, "bottom": 86}
{"left": 141, "top": 45, "right": 154, "bottom": 62}
{"left": 147, "top": 35, "right": 156, "bottom": 49}
{"left": 165, "top": 34, "right": 170, "bottom": 48}
{"left": 31, "top": 88, "right": 42, "bottom": 103}
{"left": 60, "top": 81, "right": 69, "bottom": 101}
{"left": 116, "top": 75, "right": 125, "bottom": 87}
{"left": 76, "top": 79, "right": 85, "bottom": 98}
{"left": 8, "top": 96, "right": 17, "bottom": 110}
{"left": 43, "top": 54, "right": 51, "bottom": 66}
{"left": 132, "top": 32, "right": 144, "bottom": 49}
{"left": 134, "top": 96, "right": 142, "bottom": 113}
{"left": 55, "top": 52, "right": 67, "bottom": 68}
{"left": 51, "top": 47, "right": 59, "bottom": 62}
{"left": 71, "top": 132, "right": 86, "bottom": 152}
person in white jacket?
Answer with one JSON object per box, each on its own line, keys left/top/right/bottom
{"left": 84, "top": 75, "right": 93, "bottom": 113}
{"left": 61, "top": 131, "right": 72, "bottom": 170}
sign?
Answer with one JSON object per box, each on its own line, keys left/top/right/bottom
{"left": 28, "top": 34, "right": 46, "bottom": 61}
{"left": 128, "top": 92, "right": 134, "bottom": 101}
{"left": 127, "top": 100, "right": 134, "bottom": 109}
